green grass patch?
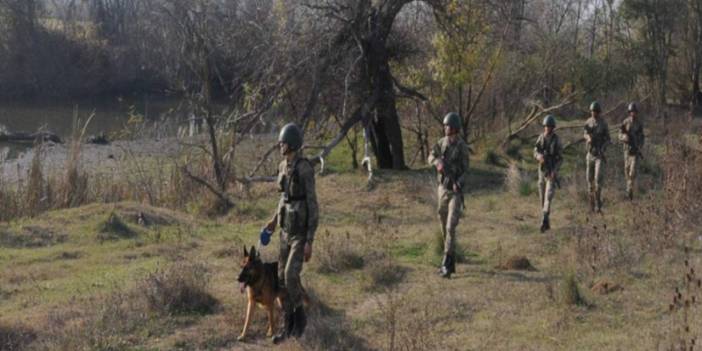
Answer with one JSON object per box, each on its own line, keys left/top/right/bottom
{"left": 518, "top": 181, "right": 534, "bottom": 197}
{"left": 392, "top": 242, "right": 427, "bottom": 263}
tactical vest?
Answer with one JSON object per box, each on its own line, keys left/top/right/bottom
{"left": 537, "top": 134, "right": 561, "bottom": 173}
{"left": 279, "top": 157, "right": 311, "bottom": 235}
{"left": 439, "top": 139, "right": 467, "bottom": 189}
{"left": 585, "top": 118, "right": 608, "bottom": 157}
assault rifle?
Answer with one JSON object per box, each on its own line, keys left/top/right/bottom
{"left": 620, "top": 124, "right": 644, "bottom": 159}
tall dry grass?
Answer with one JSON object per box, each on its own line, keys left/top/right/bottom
{"left": 25, "top": 260, "right": 218, "bottom": 350}
{"left": 0, "top": 126, "right": 213, "bottom": 222}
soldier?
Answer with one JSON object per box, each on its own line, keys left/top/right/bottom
{"left": 264, "top": 123, "right": 319, "bottom": 344}
{"left": 534, "top": 115, "right": 563, "bottom": 233}
{"left": 428, "top": 112, "right": 470, "bottom": 279}
{"left": 583, "top": 101, "right": 611, "bottom": 213}
{"left": 618, "top": 102, "right": 645, "bottom": 200}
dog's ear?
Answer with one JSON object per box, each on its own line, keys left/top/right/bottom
{"left": 243, "top": 246, "right": 248, "bottom": 257}
{"left": 250, "top": 246, "right": 256, "bottom": 258}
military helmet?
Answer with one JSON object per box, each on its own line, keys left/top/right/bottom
{"left": 627, "top": 102, "right": 638, "bottom": 113}
{"left": 278, "top": 123, "right": 303, "bottom": 151}
{"left": 542, "top": 115, "right": 557, "bottom": 127}
{"left": 589, "top": 101, "right": 602, "bottom": 113}
{"left": 443, "top": 112, "right": 461, "bottom": 130}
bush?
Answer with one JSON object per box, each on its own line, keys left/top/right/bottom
{"left": 365, "top": 256, "right": 406, "bottom": 291}
{"left": 0, "top": 322, "right": 36, "bottom": 351}
{"left": 315, "top": 230, "right": 365, "bottom": 274}
{"left": 32, "top": 290, "right": 150, "bottom": 350}
{"left": 97, "top": 211, "right": 136, "bottom": 241}
{"left": 141, "top": 261, "right": 219, "bottom": 315}
{"left": 518, "top": 181, "right": 534, "bottom": 197}
{"left": 506, "top": 143, "right": 523, "bottom": 160}
{"left": 484, "top": 150, "right": 502, "bottom": 166}
{"left": 560, "top": 273, "right": 587, "bottom": 306}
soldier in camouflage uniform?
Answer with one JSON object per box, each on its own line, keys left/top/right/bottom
{"left": 583, "top": 101, "right": 611, "bottom": 213}
{"left": 428, "top": 112, "right": 470, "bottom": 279}
{"left": 265, "top": 123, "right": 319, "bottom": 344}
{"left": 534, "top": 115, "right": 563, "bottom": 233}
{"left": 618, "top": 102, "right": 645, "bottom": 200}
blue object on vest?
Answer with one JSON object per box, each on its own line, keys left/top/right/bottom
{"left": 260, "top": 228, "right": 272, "bottom": 246}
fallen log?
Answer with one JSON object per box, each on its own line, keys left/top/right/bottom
{"left": 0, "top": 131, "right": 62, "bottom": 144}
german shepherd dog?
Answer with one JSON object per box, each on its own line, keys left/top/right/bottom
{"left": 237, "top": 246, "right": 282, "bottom": 341}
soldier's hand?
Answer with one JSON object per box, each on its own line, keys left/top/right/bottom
{"left": 265, "top": 219, "right": 276, "bottom": 232}
{"left": 304, "top": 242, "right": 312, "bottom": 262}
{"left": 436, "top": 161, "right": 444, "bottom": 174}
{"left": 453, "top": 183, "right": 460, "bottom": 193}
{"left": 536, "top": 154, "right": 544, "bottom": 164}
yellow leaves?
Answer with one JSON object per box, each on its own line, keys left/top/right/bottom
{"left": 428, "top": 1, "right": 493, "bottom": 91}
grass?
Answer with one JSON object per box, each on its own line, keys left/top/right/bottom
{"left": 560, "top": 273, "right": 587, "bottom": 306}
{"left": 1, "top": 132, "right": 701, "bottom": 350}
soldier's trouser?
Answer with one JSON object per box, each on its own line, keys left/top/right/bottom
{"left": 278, "top": 233, "right": 305, "bottom": 312}
{"left": 437, "top": 186, "right": 463, "bottom": 256}
{"left": 538, "top": 169, "right": 555, "bottom": 213}
{"left": 586, "top": 153, "right": 605, "bottom": 202}
{"left": 624, "top": 153, "right": 638, "bottom": 193}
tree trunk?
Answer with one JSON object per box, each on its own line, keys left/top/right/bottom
{"left": 360, "top": 2, "right": 409, "bottom": 170}
{"left": 692, "top": 63, "right": 702, "bottom": 112}
{"left": 375, "top": 88, "right": 406, "bottom": 169}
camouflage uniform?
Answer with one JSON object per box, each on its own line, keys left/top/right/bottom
{"left": 618, "top": 116, "right": 644, "bottom": 198}
{"left": 272, "top": 154, "right": 318, "bottom": 315}
{"left": 534, "top": 132, "right": 563, "bottom": 215}
{"left": 428, "top": 137, "right": 470, "bottom": 260}
{"left": 584, "top": 117, "right": 611, "bottom": 211}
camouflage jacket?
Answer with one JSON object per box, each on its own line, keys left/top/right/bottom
{"left": 272, "top": 154, "right": 319, "bottom": 242}
{"left": 428, "top": 137, "right": 470, "bottom": 191}
{"left": 584, "top": 117, "right": 611, "bottom": 158}
{"left": 618, "top": 116, "right": 645, "bottom": 156}
{"left": 534, "top": 132, "right": 563, "bottom": 174}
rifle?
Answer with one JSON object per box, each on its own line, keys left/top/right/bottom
{"left": 620, "top": 124, "right": 644, "bottom": 159}
{"left": 445, "top": 171, "right": 465, "bottom": 209}
{"left": 544, "top": 159, "right": 561, "bottom": 189}
{"left": 440, "top": 147, "right": 465, "bottom": 209}
{"left": 541, "top": 148, "right": 561, "bottom": 189}
{"left": 585, "top": 124, "right": 609, "bottom": 161}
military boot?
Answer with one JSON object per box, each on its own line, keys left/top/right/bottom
{"left": 448, "top": 254, "right": 456, "bottom": 275}
{"left": 540, "top": 212, "right": 550, "bottom": 233}
{"left": 627, "top": 188, "right": 634, "bottom": 201}
{"left": 291, "top": 306, "right": 307, "bottom": 338}
{"left": 439, "top": 254, "right": 453, "bottom": 279}
{"left": 596, "top": 193, "right": 603, "bottom": 213}
{"left": 588, "top": 192, "right": 596, "bottom": 212}
{"left": 272, "top": 308, "right": 295, "bottom": 344}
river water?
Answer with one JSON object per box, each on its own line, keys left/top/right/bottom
{"left": 0, "top": 96, "right": 185, "bottom": 160}
{"left": 0, "top": 96, "right": 180, "bottom": 138}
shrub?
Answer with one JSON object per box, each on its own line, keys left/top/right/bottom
{"left": 484, "top": 149, "right": 502, "bottom": 166}
{"left": 315, "top": 230, "right": 365, "bottom": 274}
{"left": 365, "top": 256, "right": 405, "bottom": 291}
{"left": 97, "top": 211, "right": 136, "bottom": 241}
{"left": 0, "top": 322, "right": 36, "bottom": 351}
{"left": 560, "top": 273, "right": 587, "bottom": 306}
{"left": 141, "top": 261, "right": 218, "bottom": 315}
